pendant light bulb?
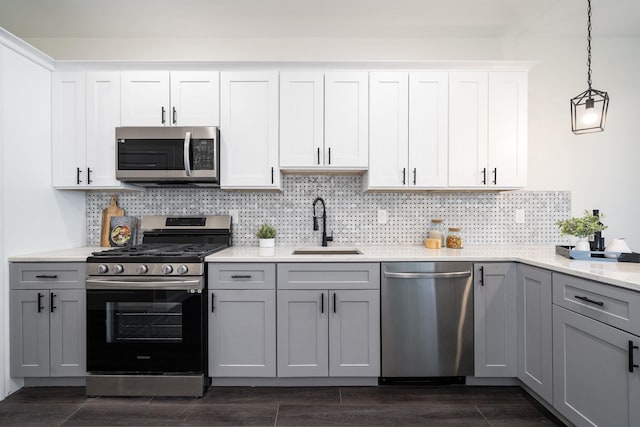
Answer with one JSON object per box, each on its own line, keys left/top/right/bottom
{"left": 582, "top": 99, "right": 599, "bottom": 125}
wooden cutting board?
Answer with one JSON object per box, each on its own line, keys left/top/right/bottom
{"left": 100, "top": 195, "right": 124, "bottom": 247}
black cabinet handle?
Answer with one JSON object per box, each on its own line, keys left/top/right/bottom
{"left": 37, "top": 292, "right": 44, "bottom": 313}
{"left": 481, "top": 168, "right": 486, "bottom": 185}
{"left": 492, "top": 168, "right": 497, "bottom": 185}
{"left": 76, "top": 167, "right": 82, "bottom": 184}
{"left": 479, "top": 266, "right": 484, "bottom": 286}
{"left": 36, "top": 274, "right": 58, "bottom": 279}
{"left": 161, "top": 106, "right": 166, "bottom": 124}
{"left": 172, "top": 107, "right": 177, "bottom": 124}
{"left": 231, "top": 275, "right": 252, "bottom": 279}
{"left": 333, "top": 292, "right": 337, "bottom": 314}
{"left": 413, "top": 168, "right": 417, "bottom": 185}
{"left": 328, "top": 147, "right": 331, "bottom": 165}
{"left": 321, "top": 293, "right": 324, "bottom": 314}
{"left": 629, "top": 341, "right": 639, "bottom": 373}
{"left": 271, "top": 167, "right": 274, "bottom": 184}
{"left": 211, "top": 293, "right": 215, "bottom": 313}
{"left": 317, "top": 147, "right": 321, "bottom": 165}
{"left": 574, "top": 295, "right": 604, "bottom": 306}
{"left": 50, "top": 293, "right": 57, "bottom": 313}
{"left": 402, "top": 168, "right": 406, "bottom": 185}
{"left": 87, "top": 168, "right": 93, "bottom": 184}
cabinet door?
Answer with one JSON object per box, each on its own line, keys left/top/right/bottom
{"left": 209, "top": 290, "right": 276, "bottom": 377}
{"left": 517, "top": 265, "right": 553, "bottom": 403}
{"left": 121, "top": 71, "right": 170, "bottom": 126}
{"left": 279, "top": 72, "right": 324, "bottom": 168}
{"left": 367, "top": 72, "right": 409, "bottom": 189}
{"left": 220, "top": 71, "right": 280, "bottom": 189}
{"left": 277, "top": 290, "right": 328, "bottom": 377}
{"left": 329, "top": 290, "right": 380, "bottom": 377}
{"left": 325, "top": 72, "right": 368, "bottom": 168}
{"left": 488, "top": 72, "right": 527, "bottom": 188}
{"left": 10, "top": 290, "right": 50, "bottom": 377}
{"left": 85, "top": 72, "right": 123, "bottom": 188}
{"left": 448, "top": 72, "right": 488, "bottom": 187}
{"left": 49, "top": 289, "right": 86, "bottom": 377}
{"left": 474, "top": 263, "right": 517, "bottom": 377}
{"left": 553, "top": 305, "right": 640, "bottom": 427}
{"left": 52, "top": 72, "right": 86, "bottom": 187}
{"left": 409, "top": 72, "right": 449, "bottom": 188}
{"left": 170, "top": 71, "right": 219, "bottom": 126}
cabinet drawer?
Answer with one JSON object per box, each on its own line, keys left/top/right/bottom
{"left": 209, "top": 263, "right": 275, "bottom": 290}
{"left": 277, "top": 263, "right": 380, "bottom": 290}
{"left": 10, "top": 263, "right": 85, "bottom": 290}
{"left": 552, "top": 272, "right": 640, "bottom": 336}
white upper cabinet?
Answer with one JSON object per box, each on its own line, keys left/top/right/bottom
{"left": 220, "top": 71, "right": 280, "bottom": 189}
{"left": 121, "top": 71, "right": 219, "bottom": 127}
{"left": 324, "top": 72, "right": 369, "bottom": 168}
{"left": 448, "top": 71, "right": 489, "bottom": 188}
{"left": 279, "top": 72, "right": 324, "bottom": 169}
{"left": 367, "top": 71, "right": 448, "bottom": 189}
{"left": 488, "top": 72, "right": 528, "bottom": 188}
{"left": 280, "top": 71, "right": 368, "bottom": 170}
{"left": 449, "top": 71, "right": 527, "bottom": 188}
{"left": 52, "top": 71, "right": 129, "bottom": 189}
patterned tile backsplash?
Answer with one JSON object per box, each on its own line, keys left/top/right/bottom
{"left": 87, "top": 175, "right": 571, "bottom": 246}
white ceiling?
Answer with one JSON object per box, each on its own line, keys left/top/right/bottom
{"left": 0, "top": 0, "right": 638, "bottom": 41}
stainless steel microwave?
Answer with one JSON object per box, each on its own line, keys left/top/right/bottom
{"left": 115, "top": 126, "right": 219, "bottom": 187}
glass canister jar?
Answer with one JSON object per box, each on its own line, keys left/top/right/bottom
{"left": 427, "top": 219, "right": 446, "bottom": 246}
{"left": 446, "top": 227, "right": 463, "bottom": 249}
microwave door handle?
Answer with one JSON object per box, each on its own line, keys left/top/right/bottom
{"left": 183, "top": 131, "right": 193, "bottom": 177}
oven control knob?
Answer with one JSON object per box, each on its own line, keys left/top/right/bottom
{"left": 113, "top": 264, "right": 124, "bottom": 274}
{"left": 161, "top": 264, "right": 174, "bottom": 275}
{"left": 98, "top": 264, "right": 109, "bottom": 274}
{"left": 177, "top": 265, "right": 189, "bottom": 275}
{"left": 137, "top": 265, "right": 149, "bottom": 274}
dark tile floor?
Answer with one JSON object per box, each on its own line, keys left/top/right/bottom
{"left": 0, "top": 385, "right": 565, "bottom": 426}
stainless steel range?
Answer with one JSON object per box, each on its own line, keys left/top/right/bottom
{"left": 85, "top": 215, "right": 231, "bottom": 397}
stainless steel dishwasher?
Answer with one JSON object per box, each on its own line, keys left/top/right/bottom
{"left": 381, "top": 262, "right": 474, "bottom": 379}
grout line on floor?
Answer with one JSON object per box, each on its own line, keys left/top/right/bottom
{"left": 338, "top": 387, "right": 343, "bottom": 404}
{"left": 274, "top": 403, "right": 280, "bottom": 426}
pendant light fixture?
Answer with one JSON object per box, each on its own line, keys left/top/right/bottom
{"left": 570, "top": 0, "right": 609, "bottom": 134}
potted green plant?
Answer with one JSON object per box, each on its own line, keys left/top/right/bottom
{"left": 256, "top": 223, "right": 276, "bottom": 248}
{"left": 556, "top": 210, "right": 606, "bottom": 251}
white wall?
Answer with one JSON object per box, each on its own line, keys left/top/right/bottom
{"left": 0, "top": 44, "right": 86, "bottom": 399}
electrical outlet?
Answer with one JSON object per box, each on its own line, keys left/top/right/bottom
{"left": 378, "top": 209, "right": 388, "bottom": 224}
{"left": 515, "top": 209, "right": 525, "bottom": 224}
{"left": 228, "top": 209, "right": 239, "bottom": 225}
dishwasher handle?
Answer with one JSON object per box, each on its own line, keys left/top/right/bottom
{"left": 383, "top": 271, "right": 471, "bottom": 280}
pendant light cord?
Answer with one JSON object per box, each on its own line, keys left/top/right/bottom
{"left": 586, "top": 0, "right": 592, "bottom": 90}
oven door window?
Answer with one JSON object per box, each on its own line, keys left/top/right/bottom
{"left": 106, "top": 301, "right": 183, "bottom": 343}
{"left": 87, "top": 289, "right": 204, "bottom": 374}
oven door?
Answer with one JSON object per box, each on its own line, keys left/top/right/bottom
{"left": 115, "top": 126, "right": 219, "bottom": 182}
{"left": 86, "top": 283, "right": 205, "bottom": 374}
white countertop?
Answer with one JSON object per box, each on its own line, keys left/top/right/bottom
{"left": 8, "top": 244, "right": 640, "bottom": 292}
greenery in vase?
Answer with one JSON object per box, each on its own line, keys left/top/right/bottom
{"left": 256, "top": 223, "right": 276, "bottom": 239}
{"left": 556, "top": 210, "right": 606, "bottom": 238}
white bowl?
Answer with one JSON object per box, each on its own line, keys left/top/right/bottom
{"left": 604, "top": 238, "right": 632, "bottom": 258}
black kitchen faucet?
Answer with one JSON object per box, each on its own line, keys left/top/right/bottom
{"left": 312, "top": 197, "right": 333, "bottom": 247}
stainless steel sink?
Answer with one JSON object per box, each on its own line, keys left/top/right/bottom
{"left": 292, "top": 247, "right": 362, "bottom": 255}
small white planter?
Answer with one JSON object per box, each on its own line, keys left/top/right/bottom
{"left": 258, "top": 238, "right": 275, "bottom": 248}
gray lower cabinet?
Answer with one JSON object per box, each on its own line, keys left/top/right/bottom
{"left": 10, "top": 288, "right": 86, "bottom": 377}
{"left": 474, "top": 263, "right": 517, "bottom": 377}
{"left": 552, "top": 273, "right": 640, "bottom": 427}
{"left": 208, "top": 263, "right": 276, "bottom": 377}
{"left": 10, "top": 262, "right": 86, "bottom": 378}
{"left": 516, "top": 264, "right": 553, "bottom": 403}
{"left": 277, "top": 263, "right": 380, "bottom": 378}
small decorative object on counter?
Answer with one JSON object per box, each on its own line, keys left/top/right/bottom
{"left": 428, "top": 219, "right": 446, "bottom": 246}
{"left": 256, "top": 223, "right": 276, "bottom": 248}
{"left": 604, "top": 238, "right": 632, "bottom": 258}
{"left": 446, "top": 227, "right": 463, "bottom": 249}
{"left": 109, "top": 216, "right": 137, "bottom": 247}
{"left": 556, "top": 209, "right": 607, "bottom": 252}
{"left": 100, "top": 195, "right": 124, "bottom": 247}
{"left": 425, "top": 238, "right": 442, "bottom": 249}
{"left": 590, "top": 209, "right": 605, "bottom": 251}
